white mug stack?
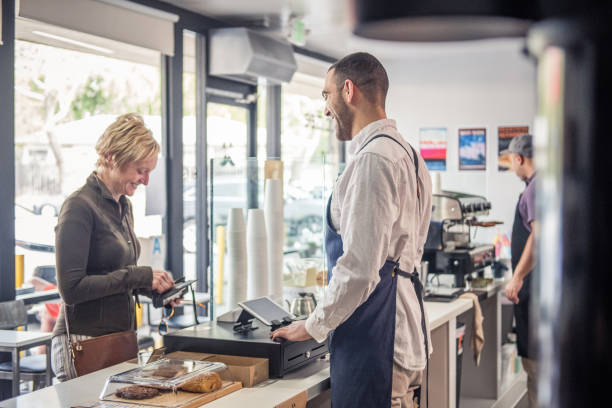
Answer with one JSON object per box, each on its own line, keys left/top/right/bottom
{"left": 246, "top": 208, "right": 269, "bottom": 299}
{"left": 226, "top": 208, "right": 247, "bottom": 309}
{"left": 264, "top": 178, "right": 284, "bottom": 303}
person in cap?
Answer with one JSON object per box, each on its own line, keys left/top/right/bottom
{"left": 271, "top": 52, "right": 433, "bottom": 408}
{"left": 502, "top": 133, "right": 538, "bottom": 407}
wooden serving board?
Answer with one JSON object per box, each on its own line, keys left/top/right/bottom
{"left": 105, "top": 380, "right": 242, "bottom": 408}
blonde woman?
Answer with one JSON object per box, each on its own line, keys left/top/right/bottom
{"left": 51, "top": 113, "right": 175, "bottom": 381}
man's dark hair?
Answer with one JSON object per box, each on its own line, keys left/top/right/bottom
{"left": 329, "top": 52, "right": 389, "bottom": 107}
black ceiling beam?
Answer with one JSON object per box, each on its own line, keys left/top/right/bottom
{"left": 292, "top": 45, "right": 336, "bottom": 63}
{"left": 129, "top": 0, "right": 229, "bottom": 31}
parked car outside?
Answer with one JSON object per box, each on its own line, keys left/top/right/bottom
{"left": 182, "top": 179, "right": 325, "bottom": 254}
{"left": 16, "top": 194, "right": 65, "bottom": 216}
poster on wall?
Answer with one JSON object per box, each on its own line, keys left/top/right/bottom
{"left": 419, "top": 127, "right": 447, "bottom": 171}
{"left": 498, "top": 126, "right": 529, "bottom": 170}
{"left": 458, "top": 128, "right": 486, "bottom": 170}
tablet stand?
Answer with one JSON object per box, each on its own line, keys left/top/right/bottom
{"left": 233, "top": 309, "right": 258, "bottom": 334}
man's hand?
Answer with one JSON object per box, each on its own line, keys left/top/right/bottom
{"left": 505, "top": 276, "right": 523, "bottom": 304}
{"left": 270, "top": 320, "right": 313, "bottom": 342}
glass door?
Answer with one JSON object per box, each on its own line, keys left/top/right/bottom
{"left": 207, "top": 102, "right": 250, "bottom": 318}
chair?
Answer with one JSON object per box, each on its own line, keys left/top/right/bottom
{"left": 0, "top": 300, "right": 53, "bottom": 397}
{"left": 138, "top": 334, "right": 155, "bottom": 351}
{"left": 33, "top": 265, "right": 57, "bottom": 285}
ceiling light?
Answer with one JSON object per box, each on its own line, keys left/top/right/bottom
{"left": 352, "top": 0, "right": 537, "bottom": 41}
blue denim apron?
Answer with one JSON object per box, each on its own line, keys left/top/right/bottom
{"left": 325, "top": 135, "right": 428, "bottom": 408}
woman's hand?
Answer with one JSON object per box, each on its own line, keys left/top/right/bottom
{"left": 152, "top": 270, "right": 175, "bottom": 293}
{"left": 168, "top": 298, "right": 183, "bottom": 307}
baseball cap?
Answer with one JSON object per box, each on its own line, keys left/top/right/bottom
{"left": 500, "top": 134, "right": 533, "bottom": 158}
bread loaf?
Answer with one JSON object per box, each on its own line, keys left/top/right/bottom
{"left": 179, "top": 371, "right": 222, "bottom": 393}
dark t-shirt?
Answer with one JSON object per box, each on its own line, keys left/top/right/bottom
{"left": 519, "top": 173, "right": 536, "bottom": 232}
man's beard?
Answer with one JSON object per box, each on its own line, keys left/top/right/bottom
{"left": 333, "top": 99, "right": 353, "bottom": 141}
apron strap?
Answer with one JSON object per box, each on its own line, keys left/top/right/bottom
{"left": 391, "top": 261, "right": 430, "bottom": 407}
{"left": 409, "top": 267, "right": 430, "bottom": 408}
{"left": 389, "top": 262, "right": 429, "bottom": 359}
{"left": 357, "top": 134, "right": 421, "bottom": 199}
{"left": 63, "top": 303, "right": 78, "bottom": 361}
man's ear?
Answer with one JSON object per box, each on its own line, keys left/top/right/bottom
{"left": 344, "top": 79, "right": 355, "bottom": 104}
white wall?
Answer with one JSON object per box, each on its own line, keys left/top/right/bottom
{"left": 378, "top": 40, "right": 536, "bottom": 245}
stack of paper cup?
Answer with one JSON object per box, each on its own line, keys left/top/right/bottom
{"left": 247, "top": 208, "right": 269, "bottom": 299}
{"left": 264, "top": 179, "right": 284, "bottom": 302}
{"left": 226, "top": 208, "right": 247, "bottom": 309}
{"left": 432, "top": 172, "right": 442, "bottom": 194}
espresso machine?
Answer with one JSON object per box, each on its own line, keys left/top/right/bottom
{"left": 423, "top": 191, "right": 495, "bottom": 291}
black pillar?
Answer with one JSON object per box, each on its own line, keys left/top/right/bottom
{"left": 266, "top": 84, "right": 281, "bottom": 159}
{"left": 0, "top": 0, "right": 15, "bottom": 303}
{"left": 0, "top": 0, "right": 15, "bottom": 400}
{"left": 246, "top": 95, "right": 258, "bottom": 209}
{"left": 195, "top": 33, "right": 208, "bottom": 295}
{"left": 528, "top": 10, "right": 612, "bottom": 407}
{"left": 161, "top": 25, "right": 183, "bottom": 279}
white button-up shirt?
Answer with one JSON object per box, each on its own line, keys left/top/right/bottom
{"left": 305, "top": 119, "right": 433, "bottom": 371}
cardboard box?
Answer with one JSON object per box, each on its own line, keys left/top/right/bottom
{"left": 274, "top": 390, "right": 307, "bottom": 408}
{"left": 166, "top": 351, "right": 269, "bottom": 387}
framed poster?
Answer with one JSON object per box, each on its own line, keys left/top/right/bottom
{"left": 498, "top": 126, "right": 529, "bottom": 170}
{"left": 419, "top": 127, "right": 447, "bottom": 171}
{"left": 458, "top": 128, "right": 486, "bottom": 170}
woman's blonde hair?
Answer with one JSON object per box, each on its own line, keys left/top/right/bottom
{"left": 95, "top": 113, "right": 160, "bottom": 169}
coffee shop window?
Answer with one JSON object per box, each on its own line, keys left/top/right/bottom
{"left": 14, "top": 35, "right": 162, "bottom": 291}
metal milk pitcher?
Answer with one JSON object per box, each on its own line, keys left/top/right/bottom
{"left": 286, "top": 292, "right": 317, "bottom": 317}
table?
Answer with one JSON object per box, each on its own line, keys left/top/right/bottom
{"left": 15, "top": 290, "right": 60, "bottom": 306}
{"left": 0, "top": 331, "right": 52, "bottom": 397}
{"left": 0, "top": 362, "right": 129, "bottom": 408}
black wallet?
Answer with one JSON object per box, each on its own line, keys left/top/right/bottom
{"left": 151, "top": 279, "right": 197, "bottom": 308}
